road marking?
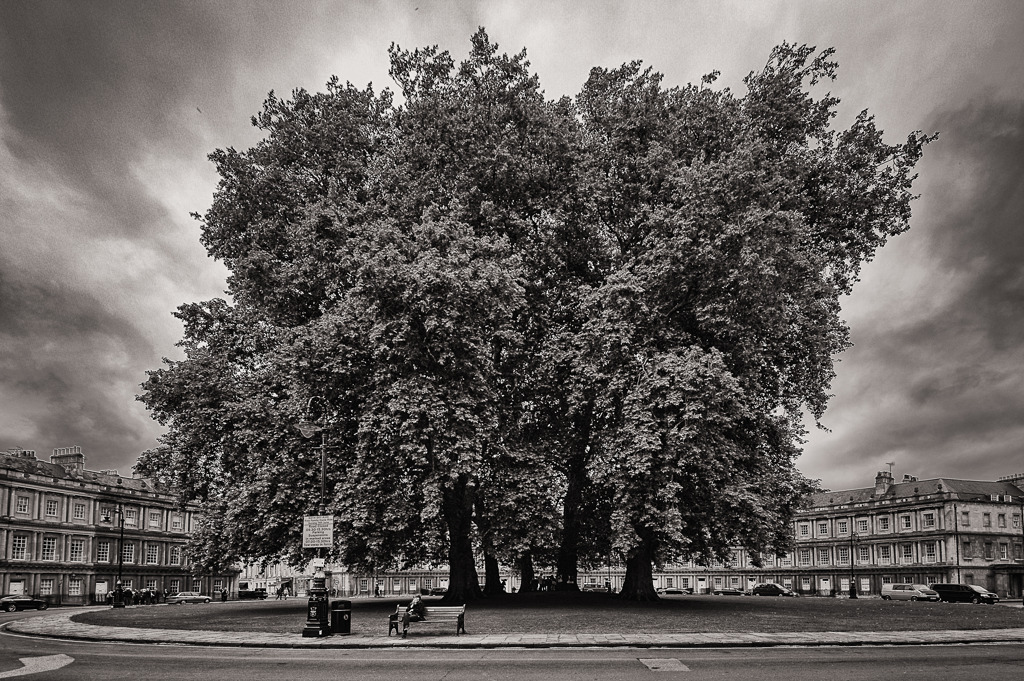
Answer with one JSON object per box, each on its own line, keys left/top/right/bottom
{"left": 639, "top": 658, "right": 690, "bottom": 672}
{"left": 0, "top": 655, "right": 74, "bottom": 678}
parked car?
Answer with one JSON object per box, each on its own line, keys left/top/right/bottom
{"left": 581, "top": 583, "right": 606, "bottom": 592}
{"left": 750, "top": 583, "right": 798, "bottom": 597}
{"left": 166, "top": 591, "right": 211, "bottom": 604}
{"left": 657, "top": 587, "right": 694, "bottom": 595}
{"left": 429, "top": 587, "right": 448, "bottom": 596}
{"left": 237, "top": 588, "right": 268, "bottom": 600}
{"left": 929, "top": 583, "right": 998, "bottom": 604}
{"left": 712, "top": 587, "right": 746, "bottom": 596}
{"left": 880, "top": 583, "right": 939, "bottom": 601}
{"left": 0, "top": 594, "right": 48, "bottom": 612}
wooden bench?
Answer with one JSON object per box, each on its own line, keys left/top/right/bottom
{"left": 388, "top": 604, "right": 466, "bottom": 637}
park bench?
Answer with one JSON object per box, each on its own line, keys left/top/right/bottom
{"left": 388, "top": 604, "right": 466, "bottom": 637}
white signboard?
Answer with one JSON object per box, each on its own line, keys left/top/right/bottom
{"left": 303, "top": 515, "right": 334, "bottom": 548}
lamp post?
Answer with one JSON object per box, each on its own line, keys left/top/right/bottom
{"left": 297, "top": 396, "right": 331, "bottom": 636}
{"left": 102, "top": 504, "right": 126, "bottom": 608}
{"left": 848, "top": 531, "right": 858, "bottom": 599}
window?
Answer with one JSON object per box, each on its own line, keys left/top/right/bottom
{"left": 799, "top": 549, "right": 811, "bottom": 566}
{"left": 923, "top": 512, "right": 935, "bottom": 528}
{"left": 963, "top": 540, "right": 972, "bottom": 559}
{"left": 858, "top": 519, "right": 870, "bottom": 533}
{"left": 983, "top": 513, "right": 991, "bottom": 527}
{"left": 877, "top": 516, "right": 889, "bottom": 531}
{"left": 878, "top": 545, "right": 891, "bottom": 562}
{"left": 146, "top": 579, "right": 157, "bottom": 591}
{"left": 97, "top": 541, "right": 109, "bottom": 562}
{"left": 149, "top": 512, "right": 161, "bottom": 528}
{"left": 214, "top": 579, "right": 223, "bottom": 591}
{"left": 999, "top": 543, "right": 1008, "bottom": 560}
{"left": 961, "top": 511, "right": 970, "bottom": 527}
{"left": 1015, "top": 544, "right": 1023, "bottom": 560}
{"left": 16, "top": 496, "right": 29, "bottom": 514}
{"left": 100, "top": 507, "right": 112, "bottom": 523}
{"left": 45, "top": 499, "right": 58, "bottom": 516}
{"left": 125, "top": 509, "right": 137, "bottom": 526}
{"left": 817, "top": 522, "right": 829, "bottom": 536}
{"left": 170, "top": 579, "right": 181, "bottom": 593}
{"left": 172, "top": 515, "right": 183, "bottom": 530}
{"left": 69, "top": 578, "right": 82, "bottom": 596}
{"left": 924, "top": 542, "right": 936, "bottom": 562}
{"left": 122, "top": 579, "right": 133, "bottom": 589}
{"left": 665, "top": 577, "right": 674, "bottom": 587}
{"left": 73, "top": 503, "right": 86, "bottom": 520}
{"left": 192, "top": 579, "right": 201, "bottom": 591}
{"left": 984, "top": 542, "right": 993, "bottom": 559}
{"left": 799, "top": 523, "right": 809, "bottom": 537}
{"left": 882, "top": 575, "right": 893, "bottom": 585}
{"left": 901, "top": 544, "right": 913, "bottom": 561}
{"left": 900, "top": 515, "right": 912, "bottom": 530}
{"left": 998, "top": 514, "right": 1006, "bottom": 528}
{"left": 42, "top": 536, "right": 56, "bottom": 560}
{"left": 146, "top": 544, "right": 159, "bottom": 565}
{"left": 169, "top": 546, "right": 181, "bottom": 565}
{"left": 838, "top": 546, "right": 850, "bottom": 565}
{"left": 818, "top": 548, "right": 830, "bottom": 564}
{"left": 1014, "top": 513, "right": 1021, "bottom": 529}
{"left": 122, "top": 543, "right": 135, "bottom": 563}
{"left": 40, "top": 579, "right": 54, "bottom": 595}
{"left": 11, "top": 535, "right": 27, "bottom": 560}
{"left": 70, "top": 539, "right": 85, "bottom": 562}
{"left": 801, "top": 577, "right": 811, "bottom": 590}
{"left": 858, "top": 546, "right": 870, "bottom": 562}
{"left": 838, "top": 520, "right": 849, "bottom": 534}
{"left": 780, "top": 554, "right": 792, "bottom": 567}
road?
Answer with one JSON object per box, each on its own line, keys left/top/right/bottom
{"left": 3, "top": 612, "right": 1024, "bottom": 680}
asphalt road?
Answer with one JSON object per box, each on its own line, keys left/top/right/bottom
{"left": 3, "top": 611, "right": 1024, "bottom": 680}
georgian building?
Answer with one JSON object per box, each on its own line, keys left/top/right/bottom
{"left": 0, "top": 446, "right": 237, "bottom": 604}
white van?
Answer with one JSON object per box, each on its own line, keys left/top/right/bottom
{"left": 880, "top": 583, "right": 939, "bottom": 601}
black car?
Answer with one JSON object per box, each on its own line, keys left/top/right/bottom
{"left": 750, "top": 583, "right": 798, "bottom": 597}
{"left": 712, "top": 587, "right": 745, "bottom": 596}
{"left": 1, "top": 594, "right": 49, "bottom": 612}
{"left": 929, "top": 583, "right": 996, "bottom": 604}
{"left": 657, "top": 587, "right": 694, "bottom": 595}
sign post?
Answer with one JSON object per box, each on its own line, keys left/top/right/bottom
{"left": 302, "top": 515, "right": 333, "bottom": 637}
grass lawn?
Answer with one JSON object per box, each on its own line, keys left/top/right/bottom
{"left": 73, "top": 591, "right": 1024, "bottom": 636}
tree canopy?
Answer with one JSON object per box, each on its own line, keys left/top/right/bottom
{"left": 138, "top": 30, "right": 933, "bottom": 601}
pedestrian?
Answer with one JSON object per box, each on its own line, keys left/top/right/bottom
{"left": 221, "top": 588, "right": 227, "bottom": 602}
{"left": 400, "top": 594, "right": 426, "bottom": 638}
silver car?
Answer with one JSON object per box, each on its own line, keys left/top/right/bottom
{"left": 880, "top": 583, "right": 939, "bottom": 601}
{"left": 166, "top": 591, "right": 211, "bottom": 604}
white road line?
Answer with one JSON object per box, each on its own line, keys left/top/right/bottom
{"left": 639, "top": 657, "right": 690, "bottom": 672}
{"left": 0, "top": 654, "right": 74, "bottom": 678}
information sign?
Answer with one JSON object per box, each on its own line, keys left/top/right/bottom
{"left": 302, "top": 515, "right": 334, "bottom": 548}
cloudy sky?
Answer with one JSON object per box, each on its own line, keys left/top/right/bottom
{"left": 1, "top": 1, "right": 1021, "bottom": 491}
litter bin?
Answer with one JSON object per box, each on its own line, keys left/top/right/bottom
{"left": 330, "top": 600, "right": 352, "bottom": 635}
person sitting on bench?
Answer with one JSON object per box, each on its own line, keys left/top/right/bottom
{"left": 401, "top": 594, "right": 426, "bottom": 637}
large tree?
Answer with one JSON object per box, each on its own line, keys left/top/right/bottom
{"left": 138, "top": 33, "right": 932, "bottom": 602}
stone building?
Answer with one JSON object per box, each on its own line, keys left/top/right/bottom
{"left": 0, "top": 446, "right": 237, "bottom": 604}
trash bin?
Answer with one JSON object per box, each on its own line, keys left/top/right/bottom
{"left": 330, "top": 600, "right": 352, "bottom": 635}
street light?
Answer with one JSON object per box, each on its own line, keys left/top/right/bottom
{"left": 848, "top": 531, "right": 858, "bottom": 599}
{"left": 101, "top": 504, "right": 126, "bottom": 608}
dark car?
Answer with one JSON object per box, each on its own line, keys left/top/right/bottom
{"left": 0, "top": 594, "right": 48, "bottom": 612}
{"left": 238, "top": 588, "right": 268, "bottom": 600}
{"left": 429, "top": 587, "right": 448, "bottom": 596}
{"left": 657, "top": 587, "right": 694, "bottom": 595}
{"left": 929, "top": 583, "right": 994, "bottom": 604}
{"left": 750, "top": 583, "right": 798, "bottom": 597}
{"left": 968, "top": 585, "right": 999, "bottom": 604}
{"left": 712, "top": 587, "right": 745, "bottom": 596}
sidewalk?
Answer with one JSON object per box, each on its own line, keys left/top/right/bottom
{"left": 6, "top": 607, "right": 1024, "bottom": 649}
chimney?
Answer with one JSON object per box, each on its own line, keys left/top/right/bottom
{"left": 875, "top": 470, "right": 894, "bottom": 496}
{"left": 5, "top": 447, "right": 37, "bottom": 459}
{"left": 51, "top": 446, "right": 86, "bottom": 472}
{"left": 902, "top": 474, "right": 918, "bottom": 482}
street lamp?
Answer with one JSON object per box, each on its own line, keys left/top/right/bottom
{"left": 848, "top": 531, "right": 858, "bottom": 599}
{"left": 297, "top": 396, "right": 331, "bottom": 637}
{"left": 101, "top": 504, "right": 126, "bottom": 608}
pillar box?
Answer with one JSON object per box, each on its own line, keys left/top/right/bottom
{"left": 301, "top": 569, "right": 331, "bottom": 637}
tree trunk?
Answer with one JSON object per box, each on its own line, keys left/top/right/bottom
{"left": 517, "top": 551, "right": 536, "bottom": 592}
{"left": 443, "top": 473, "right": 483, "bottom": 603}
{"left": 483, "top": 553, "right": 505, "bottom": 595}
{"left": 618, "top": 539, "right": 659, "bottom": 602}
{"left": 556, "top": 402, "right": 593, "bottom": 590}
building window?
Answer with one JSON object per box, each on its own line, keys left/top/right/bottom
{"left": 192, "top": 579, "right": 201, "bottom": 591}
{"left": 799, "top": 549, "right": 811, "bottom": 566}
{"left": 70, "top": 539, "right": 85, "bottom": 562}
{"left": 170, "top": 579, "right": 181, "bottom": 593}
{"left": 817, "top": 548, "right": 830, "bottom": 565}
{"left": 149, "top": 512, "right": 161, "bottom": 528}
{"left": 901, "top": 544, "right": 913, "bottom": 561}
{"left": 983, "top": 513, "right": 991, "bottom": 527}
{"left": 1015, "top": 544, "right": 1023, "bottom": 560}
{"left": 984, "top": 542, "right": 993, "bottom": 559}
{"left": 69, "top": 578, "right": 82, "bottom": 596}
{"left": 146, "top": 544, "right": 159, "bottom": 565}
{"left": 923, "top": 512, "right": 935, "bottom": 528}
{"left": 838, "top": 520, "right": 849, "bottom": 534}
{"left": 999, "top": 543, "right": 1009, "bottom": 560}
{"left": 122, "top": 579, "right": 133, "bottom": 590}
{"left": 801, "top": 577, "right": 811, "bottom": 590}
{"left": 214, "top": 579, "right": 223, "bottom": 591}
{"left": 960, "top": 511, "right": 970, "bottom": 527}
{"left": 799, "top": 523, "right": 809, "bottom": 537}
{"left": 881, "top": 575, "right": 893, "bottom": 585}
{"left": 838, "top": 546, "right": 850, "bottom": 565}
{"left": 900, "top": 515, "right": 912, "bottom": 530}
{"left": 1014, "top": 513, "right": 1021, "bottom": 529}
{"left": 42, "top": 536, "right": 57, "bottom": 560}
{"left": 858, "top": 546, "right": 870, "bottom": 562}
{"left": 97, "top": 541, "right": 109, "bottom": 562}
{"left": 780, "top": 554, "right": 792, "bottom": 567}
{"left": 122, "top": 543, "right": 135, "bottom": 563}
{"left": 73, "top": 503, "right": 86, "bottom": 520}
{"left": 924, "top": 542, "right": 937, "bottom": 562}
{"left": 878, "top": 545, "right": 891, "bottom": 563}
{"left": 40, "top": 579, "right": 54, "bottom": 595}
{"left": 170, "top": 546, "right": 181, "bottom": 565}
{"left": 818, "top": 522, "right": 829, "bottom": 536}
{"left": 877, "top": 516, "right": 889, "bottom": 531}
{"left": 146, "top": 579, "right": 157, "bottom": 591}
{"left": 11, "top": 535, "right": 27, "bottom": 560}
{"left": 125, "top": 509, "right": 137, "bottom": 526}
{"left": 172, "top": 515, "right": 183, "bottom": 530}
{"left": 45, "top": 499, "right": 58, "bottom": 516}
{"left": 998, "top": 514, "right": 1006, "bottom": 528}
{"left": 963, "top": 540, "right": 972, "bottom": 559}
{"left": 16, "top": 496, "right": 29, "bottom": 514}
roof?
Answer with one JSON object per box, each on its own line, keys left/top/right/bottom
{"left": 0, "top": 451, "right": 167, "bottom": 495}
{"left": 806, "top": 477, "right": 1024, "bottom": 508}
